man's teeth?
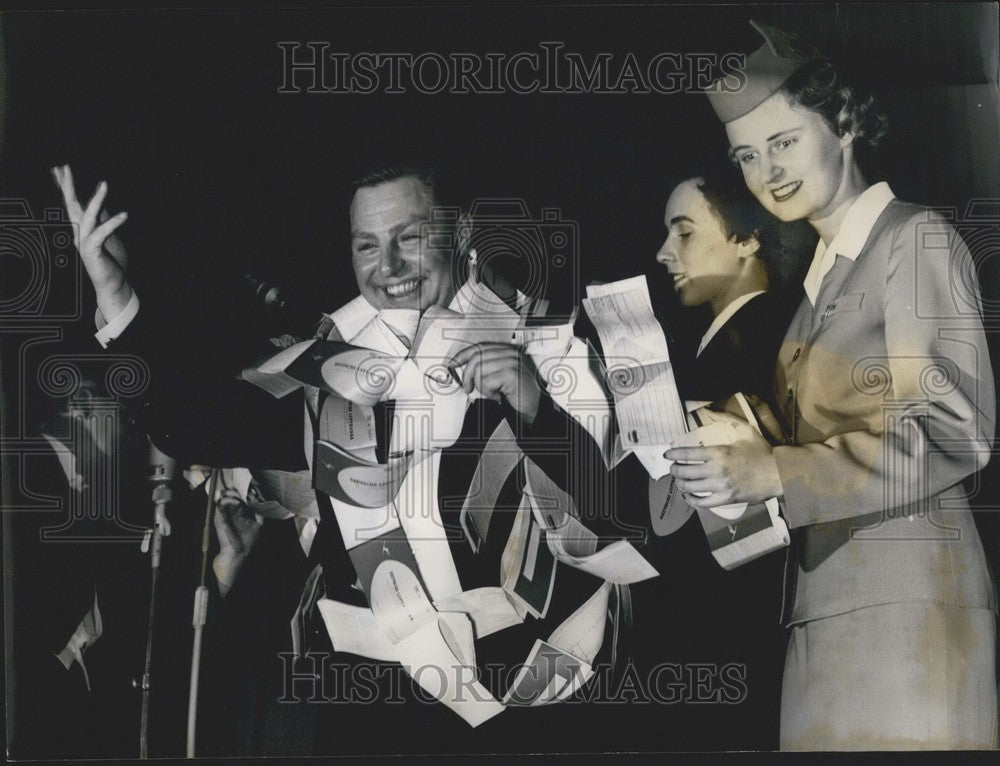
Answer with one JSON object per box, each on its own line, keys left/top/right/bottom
{"left": 385, "top": 279, "right": 421, "bottom": 297}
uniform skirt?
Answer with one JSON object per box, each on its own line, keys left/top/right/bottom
{"left": 780, "top": 601, "right": 997, "bottom": 750}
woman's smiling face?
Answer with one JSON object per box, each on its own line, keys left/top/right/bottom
{"left": 725, "top": 90, "right": 854, "bottom": 224}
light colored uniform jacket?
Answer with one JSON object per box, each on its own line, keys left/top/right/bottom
{"left": 774, "top": 198, "right": 997, "bottom": 626}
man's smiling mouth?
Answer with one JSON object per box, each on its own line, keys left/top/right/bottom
{"left": 384, "top": 277, "right": 423, "bottom": 298}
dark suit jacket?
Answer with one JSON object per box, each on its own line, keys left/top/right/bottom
{"left": 680, "top": 290, "right": 801, "bottom": 416}
{"left": 630, "top": 290, "right": 797, "bottom": 751}
{"left": 7, "top": 420, "right": 149, "bottom": 759}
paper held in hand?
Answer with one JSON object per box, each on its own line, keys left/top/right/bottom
{"left": 676, "top": 402, "right": 789, "bottom": 569}
{"left": 582, "top": 275, "right": 687, "bottom": 479}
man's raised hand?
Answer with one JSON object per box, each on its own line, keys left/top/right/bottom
{"left": 52, "top": 164, "right": 132, "bottom": 324}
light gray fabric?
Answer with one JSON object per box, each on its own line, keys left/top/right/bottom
{"left": 780, "top": 602, "right": 998, "bottom": 750}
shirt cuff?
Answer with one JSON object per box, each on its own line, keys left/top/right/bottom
{"left": 94, "top": 290, "right": 140, "bottom": 349}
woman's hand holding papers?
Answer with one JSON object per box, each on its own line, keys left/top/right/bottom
{"left": 665, "top": 418, "right": 783, "bottom": 508}
{"left": 449, "top": 343, "right": 542, "bottom": 425}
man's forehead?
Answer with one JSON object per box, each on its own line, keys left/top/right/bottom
{"left": 350, "top": 176, "right": 435, "bottom": 231}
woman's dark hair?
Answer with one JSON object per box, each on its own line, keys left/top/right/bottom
{"left": 696, "top": 171, "right": 814, "bottom": 294}
{"left": 777, "top": 58, "right": 888, "bottom": 173}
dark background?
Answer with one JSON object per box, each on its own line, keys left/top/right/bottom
{"left": 1, "top": 2, "right": 998, "bottom": 757}
{"left": 3, "top": 4, "right": 998, "bottom": 350}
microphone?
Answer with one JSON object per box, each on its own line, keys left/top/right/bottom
{"left": 242, "top": 273, "right": 325, "bottom": 340}
{"left": 244, "top": 273, "right": 290, "bottom": 312}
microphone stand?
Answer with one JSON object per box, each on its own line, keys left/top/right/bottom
{"left": 138, "top": 463, "right": 173, "bottom": 758}
{"left": 186, "top": 467, "right": 219, "bottom": 758}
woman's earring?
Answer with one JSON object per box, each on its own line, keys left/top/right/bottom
{"left": 468, "top": 248, "right": 478, "bottom": 266}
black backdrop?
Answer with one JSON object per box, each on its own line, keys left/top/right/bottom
{"left": 1, "top": 2, "right": 998, "bottom": 757}
{"left": 3, "top": 4, "right": 997, "bottom": 355}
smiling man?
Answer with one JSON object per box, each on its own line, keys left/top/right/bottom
{"left": 53, "top": 161, "right": 629, "bottom": 756}
{"left": 350, "top": 170, "right": 457, "bottom": 311}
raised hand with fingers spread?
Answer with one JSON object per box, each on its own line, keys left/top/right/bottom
{"left": 51, "top": 164, "right": 132, "bottom": 324}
